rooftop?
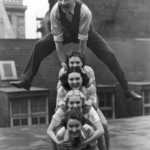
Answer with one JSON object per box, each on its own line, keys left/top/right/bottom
{"left": 0, "top": 115, "right": 149, "bottom": 150}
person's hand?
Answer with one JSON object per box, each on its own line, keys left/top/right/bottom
{"left": 61, "top": 62, "right": 67, "bottom": 70}
{"left": 57, "top": 140, "right": 72, "bottom": 148}
{"left": 84, "top": 99, "right": 93, "bottom": 106}
{"left": 58, "top": 101, "right": 66, "bottom": 107}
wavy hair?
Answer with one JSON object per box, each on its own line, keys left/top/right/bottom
{"left": 61, "top": 108, "right": 86, "bottom": 128}
{"left": 59, "top": 66, "right": 89, "bottom": 91}
{"left": 61, "top": 108, "right": 87, "bottom": 146}
{"left": 65, "top": 51, "right": 86, "bottom": 67}
{"left": 65, "top": 89, "right": 86, "bottom": 106}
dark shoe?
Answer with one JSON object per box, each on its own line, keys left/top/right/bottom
{"left": 124, "top": 89, "right": 142, "bottom": 101}
{"left": 10, "top": 79, "right": 31, "bottom": 90}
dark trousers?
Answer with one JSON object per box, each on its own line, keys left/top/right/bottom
{"left": 22, "top": 29, "right": 129, "bottom": 91}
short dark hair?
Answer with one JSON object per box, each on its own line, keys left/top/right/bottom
{"left": 59, "top": 66, "right": 89, "bottom": 91}
{"left": 61, "top": 108, "right": 86, "bottom": 128}
{"left": 65, "top": 52, "right": 86, "bottom": 67}
{"left": 61, "top": 108, "right": 87, "bottom": 146}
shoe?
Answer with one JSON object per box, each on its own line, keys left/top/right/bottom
{"left": 10, "top": 79, "right": 31, "bottom": 90}
{"left": 124, "top": 89, "right": 142, "bottom": 101}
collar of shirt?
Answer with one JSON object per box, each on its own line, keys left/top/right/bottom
{"left": 68, "top": 1, "right": 76, "bottom": 15}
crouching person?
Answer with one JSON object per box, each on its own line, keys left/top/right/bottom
{"left": 47, "top": 90, "right": 104, "bottom": 150}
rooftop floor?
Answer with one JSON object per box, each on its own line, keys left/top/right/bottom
{"left": 0, "top": 115, "right": 150, "bottom": 150}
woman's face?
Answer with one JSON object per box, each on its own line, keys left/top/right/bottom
{"left": 69, "top": 57, "right": 83, "bottom": 68}
{"left": 68, "top": 72, "right": 83, "bottom": 90}
{"left": 67, "top": 118, "right": 82, "bottom": 138}
{"left": 67, "top": 95, "right": 82, "bottom": 110}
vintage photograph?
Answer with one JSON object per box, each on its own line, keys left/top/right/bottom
{"left": 0, "top": 0, "right": 150, "bottom": 150}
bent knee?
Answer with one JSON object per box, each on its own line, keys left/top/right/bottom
{"left": 34, "top": 39, "right": 45, "bottom": 48}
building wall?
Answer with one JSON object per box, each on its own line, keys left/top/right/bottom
{"left": 0, "top": 38, "right": 150, "bottom": 119}
{"left": 0, "top": 92, "right": 9, "bottom": 127}
{"left": 82, "top": 0, "right": 150, "bottom": 38}
{"left": 6, "top": 10, "right": 26, "bottom": 38}
{"left": 3, "top": 0, "right": 27, "bottom": 38}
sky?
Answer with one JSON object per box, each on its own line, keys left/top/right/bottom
{"left": 23, "top": 0, "right": 49, "bottom": 39}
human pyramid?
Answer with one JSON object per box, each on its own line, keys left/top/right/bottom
{"left": 47, "top": 52, "right": 110, "bottom": 150}
{"left": 10, "top": 0, "right": 142, "bottom": 149}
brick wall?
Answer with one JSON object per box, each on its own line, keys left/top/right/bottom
{"left": 82, "top": 0, "right": 150, "bottom": 38}
{"left": 0, "top": 38, "right": 150, "bottom": 119}
{"left": 0, "top": 92, "right": 10, "bottom": 127}
{"left": 4, "top": 4, "right": 27, "bottom": 38}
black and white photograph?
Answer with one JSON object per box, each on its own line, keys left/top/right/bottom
{"left": 0, "top": 0, "right": 150, "bottom": 150}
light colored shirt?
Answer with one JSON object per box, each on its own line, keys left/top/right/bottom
{"left": 57, "top": 65, "right": 96, "bottom": 90}
{"left": 50, "top": 2, "right": 92, "bottom": 41}
{"left": 50, "top": 106, "right": 100, "bottom": 129}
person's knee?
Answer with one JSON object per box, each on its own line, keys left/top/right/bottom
{"left": 104, "top": 50, "right": 118, "bottom": 67}
{"left": 106, "top": 49, "right": 116, "bottom": 59}
{"left": 34, "top": 39, "right": 44, "bottom": 49}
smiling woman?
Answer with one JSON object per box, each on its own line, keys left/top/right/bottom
{"left": 56, "top": 66, "right": 92, "bottom": 108}
{"left": 55, "top": 66, "right": 110, "bottom": 150}
{"left": 56, "top": 108, "right": 98, "bottom": 150}
{"left": 47, "top": 89, "right": 104, "bottom": 150}
{"left": 60, "top": 66, "right": 89, "bottom": 91}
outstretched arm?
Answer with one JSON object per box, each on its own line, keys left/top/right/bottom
{"left": 85, "top": 120, "right": 104, "bottom": 143}
{"left": 50, "top": 4, "right": 66, "bottom": 68}
{"left": 57, "top": 68, "right": 65, "bottom": 90}
{"left": 47, "top": 108, "right": 62, "bottom": 143}
{"left": 78, "top": 4, "right": 92, "bottom": 54}
{"left": 83, "top": 84, "right": 97, "bottom": 105}
{"left": 47, "top": 124, "right": 72, "bottom": 147}
{"left": 47, "top": 108, "right": 72, "bottom": 147}
{"left": 88, "top": 66, "right": 96, "bottom": 86}
{"left": 55, "top": 41, "right": 67, "bottom": 68}
{"left": 47, "top": 124, "right": 60, "bottom": 144}
{"left": 77, "top": 107, "right": 104, "bottom": 148}
{"left": 79, "top": 40, "right": 87, "bottom": 54}
{"left": 86, "top": 107, "right": 104, "bottom": 142}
